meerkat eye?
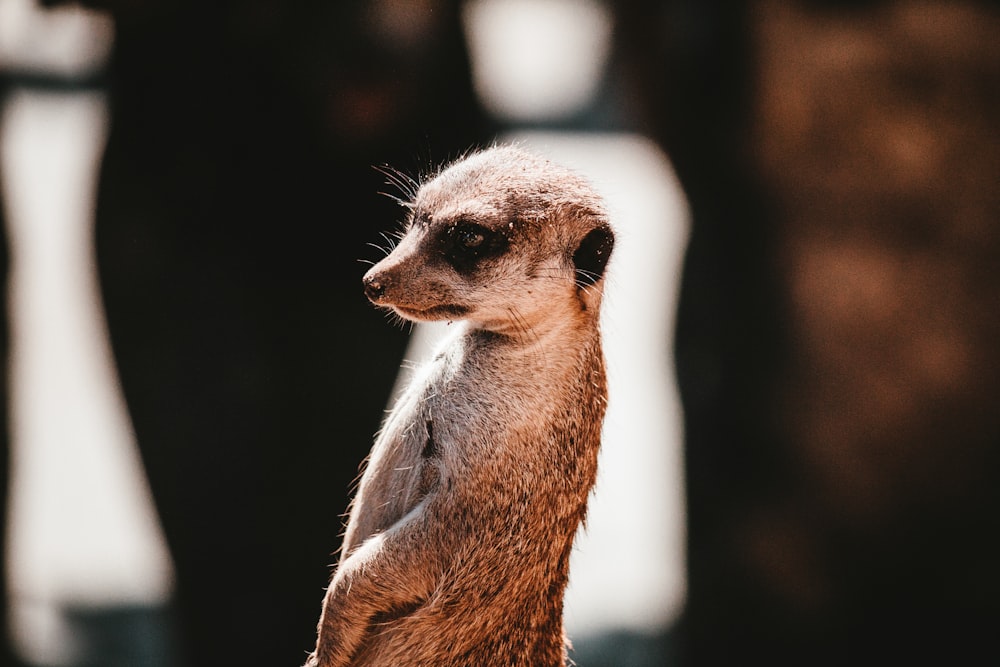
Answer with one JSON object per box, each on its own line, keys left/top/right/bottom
{"left": 441, "top": 221, "right": 506, "bottom": 270}
{"left": 456, "top": 225, "right": 486, "bottom": 249}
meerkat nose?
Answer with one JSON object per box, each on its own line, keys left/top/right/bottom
{"left": 363, "top": 274, "right": 386, "bottom": 301}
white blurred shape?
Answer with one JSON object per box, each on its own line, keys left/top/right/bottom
{"left": 1, "top": 90, "right": 173, "bottom": 664}
{"left": 396, "top": 133, "right": 690, "bottom": 637}
{"left": 463, "top": 0, "right": 612, "bottom": 122}
{"left": 0, "top": 0, "right": 113, "bottom": 77}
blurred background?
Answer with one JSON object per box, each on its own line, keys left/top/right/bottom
{"left": 0, "top": 1, "right": 997, "bottom": 666}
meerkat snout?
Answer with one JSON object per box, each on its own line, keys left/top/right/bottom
{"left": 362, "top": 274, "right": 385, "bottom": 301}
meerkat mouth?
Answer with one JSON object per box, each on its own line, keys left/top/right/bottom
{"left": 392, "top": 304, "right": 470, "bottom": 321}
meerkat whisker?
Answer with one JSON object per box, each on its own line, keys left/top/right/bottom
{"left": 377, "top": 190, "right": 414, "bottom": 208}
{"left": 379, "top": 232, "right": 400, "bottom": 252}
{"left": 373, "top": 164, "right": 420, "bottom": 202}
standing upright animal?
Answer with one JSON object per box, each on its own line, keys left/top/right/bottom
{"left": 305, "top": 145, "right": 615, "bottom": 667}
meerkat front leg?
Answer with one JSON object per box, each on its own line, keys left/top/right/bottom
{"left": 304, "top": 498, "right": 442, "bottom": 667}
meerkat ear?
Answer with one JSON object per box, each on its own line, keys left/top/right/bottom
{"left": 572, "top": 224, "right": 615, "bottom": 288}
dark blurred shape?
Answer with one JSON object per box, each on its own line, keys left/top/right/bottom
{"left": 616, "top": 0, "right": 1000, "bottom": 664}
{"left": 63, "top": 604, "right": 176, "bottom": 667}
{"left": 36, "top": 0, "right": 494, "bottom": 665}
{"left": 570, "top": 629, "right": 676, "bottom": 667}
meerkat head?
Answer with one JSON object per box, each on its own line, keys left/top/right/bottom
{"left": 362, "top": 145, "right": 614, "bottom": 332}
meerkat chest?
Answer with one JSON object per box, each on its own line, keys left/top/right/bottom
{"left": 421, "top": 333, "right": 575, "bottom": 440}
{"left": 349, "top": 327, "right": 597, "bottom": 545}
{"left": 379, "top": 337, "right": 571, "bottom": 479}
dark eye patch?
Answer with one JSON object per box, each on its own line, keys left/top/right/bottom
{"left": 439, "top": 221, "right": 508, "bottom": 270}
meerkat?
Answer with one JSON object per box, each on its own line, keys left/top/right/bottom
{"left": 304, "top": 145, "right": 615, "bottom": 667}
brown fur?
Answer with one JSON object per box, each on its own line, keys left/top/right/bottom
{"left": 305, "top": 145, "right": 614, "bottom": 667}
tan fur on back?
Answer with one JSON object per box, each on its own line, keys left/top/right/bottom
{"left": 305, "top": 145, "right": 614, "bottom": 667}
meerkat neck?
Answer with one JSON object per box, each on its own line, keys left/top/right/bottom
{"left": 468, "top": 292, "right": 600, "bottom": 342}
{"left": 465, "top": 310, "right": 598, "bottom": 354}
